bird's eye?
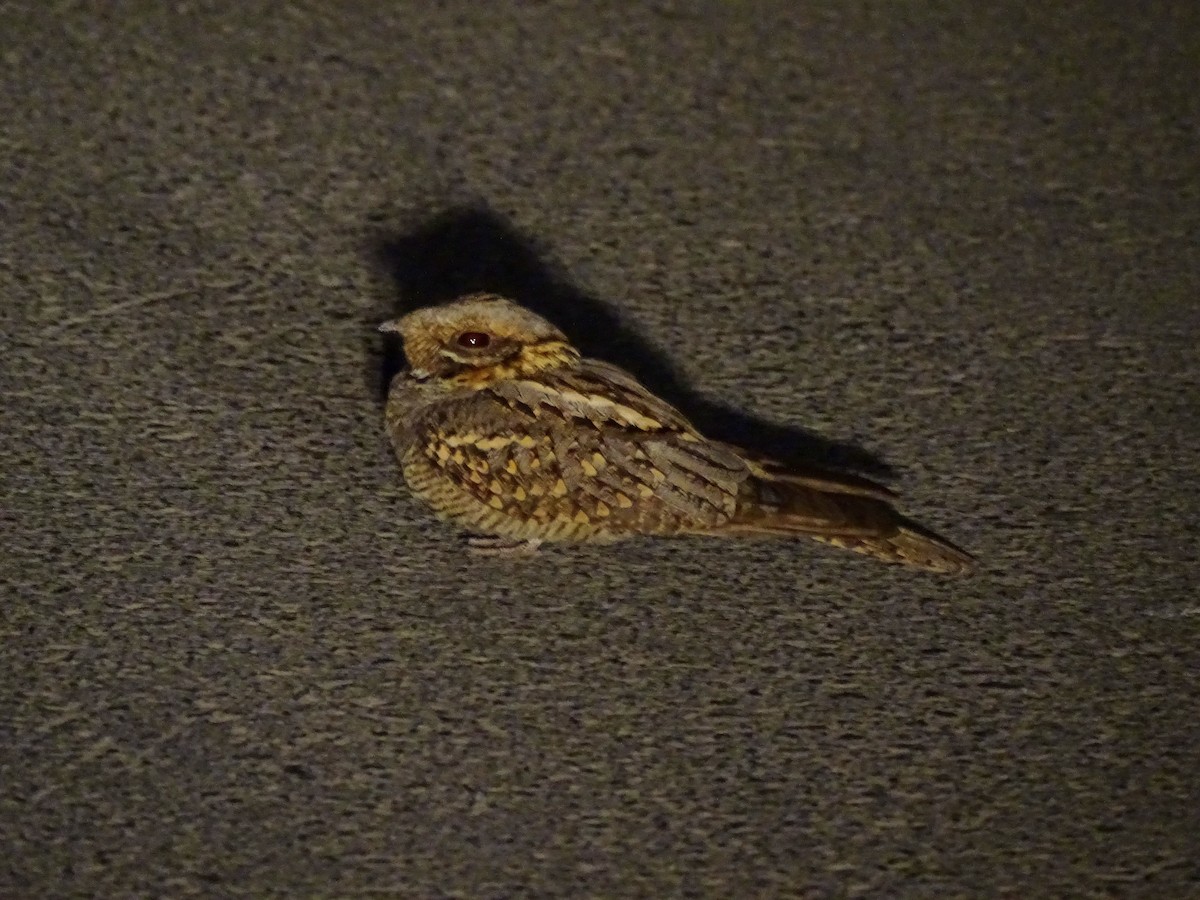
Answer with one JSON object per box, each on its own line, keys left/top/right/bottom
{"left": 456, "top": 331, "right": 491, "bottom": 349}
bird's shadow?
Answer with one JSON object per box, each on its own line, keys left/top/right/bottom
{"left": 365, "top": 204, "right": 894, "bottom": 480}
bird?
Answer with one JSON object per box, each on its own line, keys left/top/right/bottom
{"left": 379, "top": 293, "right": 974, "bottom": 574}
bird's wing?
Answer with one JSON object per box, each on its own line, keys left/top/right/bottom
{"left": 492, "top": 359, "right": 699, "bottom": 434}
{"left": 409, "top": 361, "right": 749, "bottom": 533}
{"left": 727, "top": 445, "right": 898, "bottom": 502}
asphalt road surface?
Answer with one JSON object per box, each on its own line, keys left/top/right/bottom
{"left": 4, "top": 3, "right": 1198, "bottom": 897}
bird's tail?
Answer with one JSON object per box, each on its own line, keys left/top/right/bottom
{"left": 717, "top": 453, "right": 974, "bottom": 575}
{"left": 804, "top": 521, "right": 976, "bottom": 575}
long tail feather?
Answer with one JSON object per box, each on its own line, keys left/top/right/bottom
{"left": 717, "top": 463, "right": 974, "bottom": 575}
{"left": 808, "top": 521, "right": 975, "bottom": 575}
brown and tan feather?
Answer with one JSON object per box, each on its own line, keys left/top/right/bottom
{"left": 381, "top": 293, "right": 974, "bottom": 574}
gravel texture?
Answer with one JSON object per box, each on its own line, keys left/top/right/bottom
{"left": 3, "top": 2, "right": 1198, "bottom": 897}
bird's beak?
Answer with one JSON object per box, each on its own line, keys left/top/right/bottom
{"left": 378, "top": 320, "right": 403, "bottom": 334}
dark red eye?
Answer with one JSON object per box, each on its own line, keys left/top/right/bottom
{"left": 456, "top": 331, "right": 491, "bottom": 349}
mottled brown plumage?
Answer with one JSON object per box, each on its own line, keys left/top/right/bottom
{"left": 380, "top": 293, "right": 974, "bottom": 574}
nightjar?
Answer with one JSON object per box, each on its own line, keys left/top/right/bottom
{"left": 380, "top": 293, "right": 973, "bottom": 574}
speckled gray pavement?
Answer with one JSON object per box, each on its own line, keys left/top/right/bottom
{"left": 3, "top": 3, "right": 1198, "bottom": 898}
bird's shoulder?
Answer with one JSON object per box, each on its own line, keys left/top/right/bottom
{"left": 481, "top": 358, "right": 696, "bottom": 435}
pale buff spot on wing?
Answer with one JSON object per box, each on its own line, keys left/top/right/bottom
{"left": 591, "top": 452, "right": 607, "bottom": 470}
{"left": 614, "top": 492, "right": 633, "bottom": 508}
{"left": 488, "top": 479, "right": 505, "bottom": 495}
{"left": 475, "top": 435, "right": 516, "bottom": 451}
{"left": 451, "top": 449, "right": 465, "bottom": 465}
{"left": 580, "top": 458, "right": 597, "bottom": 477}
{"left": 505, "top": 459, "right": 518, "bottom": 474}
{"left": 517, "top": 434, "right": 538, "bottom": 449}
{"left": 637, "top": 483, "right": 655, "bottom": 498}
{"left": 551, "top": 478, "right": 568, "bottom": 497}
{"left": 514, "top": 381, "right": 664, "bottom": 431}
{"left": 595, "top": 501, "right": 610, "bottom": 517}
{"left": 513, "top": 485, "right": 527, "bottom": 501}
{"left": 488, "top": 495, "right": 505, "bottom": 510}
{"left": 573, "top": 510, "right": 590, "bottom": 524}
{"left": 442, "top": 432, "right": 482, "bottom": 447}
{"left": 528, "top": 481, "right": 545, "bottom": 497}
{"left": 559, "top": 389, "right": 663, "bottom": 430}
{"left": 434, "top": 444, "right": 451, "bottom": 462}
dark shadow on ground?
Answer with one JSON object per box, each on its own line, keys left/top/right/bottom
{"left": 366, "top": 204, "right": 894, "bottom": 479}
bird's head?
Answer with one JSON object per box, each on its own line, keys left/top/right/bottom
{"left": 379, "top": 293, "right": 579, "bottom": 383}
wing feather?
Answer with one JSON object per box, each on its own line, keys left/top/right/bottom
{"left": 410, "top": 361, "right": 748, "bottom": 535}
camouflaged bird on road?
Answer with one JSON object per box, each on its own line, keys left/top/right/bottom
{"left": 380, "top": 293, "right": 974, "bottom": 574}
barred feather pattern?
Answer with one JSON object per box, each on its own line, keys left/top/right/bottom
{"left": 381, "top": 294, "right": 973, "bottom": 574}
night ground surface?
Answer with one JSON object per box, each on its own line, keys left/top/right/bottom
{"left": 3, "top": 3, "right": 1198, "bottom": 897}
